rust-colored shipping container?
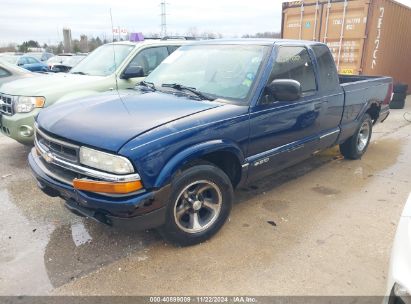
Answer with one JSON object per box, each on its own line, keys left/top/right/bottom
{"left": 282, "top": 0, "right": 411, "bottom": 91}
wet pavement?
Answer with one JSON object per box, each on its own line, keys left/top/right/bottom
{"left": 1, "top": 99, "right": 411, "bottom": 296}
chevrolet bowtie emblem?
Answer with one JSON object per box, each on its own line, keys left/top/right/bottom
{"left": 43, "top": 151, "right": 53, "bottom": 163}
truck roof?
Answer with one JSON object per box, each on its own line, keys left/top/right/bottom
{"left": 184, "top": 38, "right": 326, "bottom": 47}
{"left": 108, "top": 39, "right": 189, "bottom": 47}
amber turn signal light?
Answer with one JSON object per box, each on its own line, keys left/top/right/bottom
{"left": 72, "top": 179, "right": 143, "bottom": 194}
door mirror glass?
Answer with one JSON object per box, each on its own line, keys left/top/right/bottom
{"left": 121, "top": 66, "right": 144, "bottom": 79}
{"left": 266, "top": 79, "right": 301, "bottom": 102}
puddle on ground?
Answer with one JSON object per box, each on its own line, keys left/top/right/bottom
{"left": 44, "top": 221, "right": 159, "bottom": 287}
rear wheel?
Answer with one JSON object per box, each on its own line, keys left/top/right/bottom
{"left": 160, "top": 164, "right": 233, "bottom": 246}
{"left": 340, "top": 114, "right": 372, "bottom": 160}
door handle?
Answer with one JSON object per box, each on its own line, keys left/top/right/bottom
{"left": 314, "top": 103, "right": 322, "bottom": 110}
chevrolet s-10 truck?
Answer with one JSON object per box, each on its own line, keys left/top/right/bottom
{"left": 0, "top": 40, "right": 184, "bottom": 144}
{"left": 29, "top": 39, "right": 393, "bottom": 245}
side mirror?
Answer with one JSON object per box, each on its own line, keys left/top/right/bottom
{"left": 266, "top": 79, "right": 302, "bottom": 102}
{"left": 121, "top": 66, "right": 144, "bottom": 79}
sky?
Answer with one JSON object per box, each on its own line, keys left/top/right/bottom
{"left": 1, "top": 0, "right": 411, "bottom": 45}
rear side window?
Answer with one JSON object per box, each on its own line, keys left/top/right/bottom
{"left": 312, "top": 45, "right": 339, "bottom": 90}
{"left": 26, "top": 57, "right": 38, "bottom": 64}
{"left": 268, "top": 46, "right": 316, "bottom": 93}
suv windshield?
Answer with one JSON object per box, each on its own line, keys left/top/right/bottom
{"left": 70, "top": 44, "right": 134, "bottom": 76}
{"left": 145, "top": 44, "right": 269, "bottom": 101}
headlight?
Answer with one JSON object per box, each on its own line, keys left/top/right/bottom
{"left": 14, "top": 96, "right": 45, "bottom": 113}
{"left": 79, "top": 146, "right": 134, "bottom": 175}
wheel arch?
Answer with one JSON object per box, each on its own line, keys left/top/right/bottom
{"left": 154, "top": 140, "right": 245, "bottom": 189}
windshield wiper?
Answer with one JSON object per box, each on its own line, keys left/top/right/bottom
{"left": 138, "top": 80, "right": 156, "bottom": 91}
{"left": 71, "top": 71, "right": 89, "bottom": 75}
{"left": 161, "top": 83, "right": 214, "bottom": 101}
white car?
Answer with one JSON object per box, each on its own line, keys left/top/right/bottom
{"left": 385, "top": 193, "right": 411, "bottom": 304}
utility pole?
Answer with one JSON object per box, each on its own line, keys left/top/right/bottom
{"left": 160, "top": 1, "right": 167, "bottom": 37}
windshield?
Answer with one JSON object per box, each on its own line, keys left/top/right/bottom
{"left": 62, "top": 55, "right": 85, "bottom": 67}
{"left": 47, "top": 55, "right": 70, "bottom": 65}
{"left": 145, "top": 44, "right": 269, "bottom": 101}
{"left": 70, "top": 44, "right": 134, "bottom": 76}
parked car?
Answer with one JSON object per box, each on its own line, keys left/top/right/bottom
{"left": 0, "top": 60, "right": 36, "bottom": 86}
{"left": 50, "top": 55, "right": 87, "bottom": 73}
{"left": 29, "top": 52, "right": 54, "bottom": 62}
{"left": 385, "top": 193, "right": 411, "bottom": 304}
{"left": 46, "top": 53, "right": 74, "bottom": 70}
{"left": 0, "top": 54, "right": 49, "bottom": 72}
{"left": 29, "top": 39, "right": 393, "bottom": 245}
{"left": 0, "top": 40, "right": 184, "bottom": 144}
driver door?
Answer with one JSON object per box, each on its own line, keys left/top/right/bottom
{"left": 247, "top": 45, "right": 324, "bottom": 179}
{"left": 118, "top": 46, "right": 170, "bottom": 89}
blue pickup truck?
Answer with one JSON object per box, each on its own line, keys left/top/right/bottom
{"left": 29, "top": 39, "right": 393, "bottom": 245}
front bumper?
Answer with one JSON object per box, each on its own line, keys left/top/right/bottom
{"left": 0, "top": 110, "right": 39, "bottom": 144}
{"left": 29, "top": 150, "right": 170, "bottom": 230}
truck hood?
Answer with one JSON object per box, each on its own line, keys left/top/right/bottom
{"left": 37, "top": 90, "right": 223, "bottom": 152}
{"left": 0, "top": 73, "right": 103, "bottom": 96}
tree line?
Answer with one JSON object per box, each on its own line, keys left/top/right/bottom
{"left": 0, "top": 31, "right": 281, "bottom": 55}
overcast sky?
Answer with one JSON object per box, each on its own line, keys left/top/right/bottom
{"left": 1, "top": 0, "right": 411, "bottom": 45}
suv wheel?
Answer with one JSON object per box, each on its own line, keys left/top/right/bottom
{"left": 161, "top": 164, "right": 233, "bottom": 246}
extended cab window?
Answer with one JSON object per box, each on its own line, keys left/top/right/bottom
{"left": 268, "top": 46, "right": 316, "bottom": 93}
{"left": 128, "top": 47, "right": 169, "bottom": 76}
{"left": 312, "top": 45, "right": 339, "bottom": 91}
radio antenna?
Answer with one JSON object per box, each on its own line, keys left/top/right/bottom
{"left": 110, "top": 8, "right": 119, "bottom": 91}
{"left": 109, "top": 9, "right": 129, "bottom": 113}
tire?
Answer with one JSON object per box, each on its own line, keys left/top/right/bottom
{"left": 160, "top": 164, "right": 233, "bottom": 246}
{"left": 391, "top": 92, "right": 407, "bottom": 102}
{"left": 393, "top": 84, "right": 408, "bottom": 94}
{"left": 339, "top": 114, "right": 372, "bottom": 160}
{"left": 390, "top": 92, "right": 406, "bottom": 109}
{"left": 390, "top": 98, "right": 406, "bottom": 109}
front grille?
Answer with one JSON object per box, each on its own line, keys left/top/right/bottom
{"left": 0, "top": 93, "right": 15, "bottom": 116}
{"left": 35, "top": 127, "right": 79, "bottom": 163}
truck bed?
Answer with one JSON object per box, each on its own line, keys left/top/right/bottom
{"left": 337, "top": 74, "right": 392, "bottom": 143}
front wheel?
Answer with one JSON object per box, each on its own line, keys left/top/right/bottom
{"left": 339, "top": 113, "right": 373, "bottom": 160}
{"left": 160, "top": 164, "right": 233, "bottom": 246}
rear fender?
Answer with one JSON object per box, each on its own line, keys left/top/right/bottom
{"left": 154, "top": 140, "right": 244, "bottom": 188}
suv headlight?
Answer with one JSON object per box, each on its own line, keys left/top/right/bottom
{"left": 79, "top": 146, "right": 135, "bottom": 175}
{"left": 14, "top": 96, "right": 45, "bottom": 113}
